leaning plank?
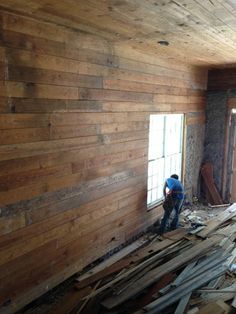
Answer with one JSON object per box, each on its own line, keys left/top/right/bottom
{"left": 112, "top": 241, "right": 191, "bottom": 296}
{"left": 80, "top": 240, "right": 185, "bottom": 301}
{"left": 159, "top": 250, "right": 225, "bottom": 296}
{"left": 198, "top": 204, "right": 236, "bottom": 238}
{"left": 159, "top": 261, "right": 196, "bottom": 295}
{"left": 101, "top": 235, "right": 222, "bottom": 309}
{"left": 200, "top": 282, "right": 236, "bottom": 302}
{"left": 208, "top": 204, "right": 230, "bottom": 208}
{"left": 143, "top": 266, "right": 226, "bottom": 313}
{"left": 201, "top": 163, "right": 223, "bottom": 205}
{"left": 174, "top": 292, "right": 191, "bottom": 314}
{"left": 134, "top": 273, "right": 176, "bottom": 311}
{"left": 196, "top": 303, "right": 225, "bottom": 314}
{"left": 76, "top": 238, "right": 175, "bottom": 289}
{"left": 50, "top": 286, "right": 92, "bottom": 314}
{"left": 77, "top": 281, "right": 100, "bottom": 314}
{"left": 163, "top": 228, "right": 187, "bottom": 241}
{"left": 231, "top": 295, "right": 236, "bottom": 308}
{"left": 76, "top": 236, "right": 148, "bottom": 283}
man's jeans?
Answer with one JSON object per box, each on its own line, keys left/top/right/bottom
{"left": 159, "top": 198, "right": 183, "bottom": 235}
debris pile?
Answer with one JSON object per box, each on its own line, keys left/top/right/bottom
{"left": 49, "top": 204, "right": 236, "bottom": 314}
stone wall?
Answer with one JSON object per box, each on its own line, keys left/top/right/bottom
{"left": 203, "top": 91, "right": 228, "bottom": 196}
{"left": 185, "top": 120, "right": 205, "bottom": 202}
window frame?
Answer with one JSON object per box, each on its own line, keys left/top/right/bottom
{"left": 147, "top": 113, "right": 185, "bottom": 210}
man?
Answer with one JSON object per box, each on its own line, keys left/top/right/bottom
{"left": 159, "top": 174, "right": 184, "bottom": 235}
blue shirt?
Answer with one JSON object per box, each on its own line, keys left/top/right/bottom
{"left": 166, "top": 178, "right": 184, "bottom": 200}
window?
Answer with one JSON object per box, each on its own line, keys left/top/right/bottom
{"left": 147, "top": 114, "right": 184, "bottom": 206}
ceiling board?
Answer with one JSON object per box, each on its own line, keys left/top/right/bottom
{"left": 0, "top": 0, "right": 236, "bottom": 67}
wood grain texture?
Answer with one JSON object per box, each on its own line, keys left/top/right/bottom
{"left": 0, "top": 10, "right": 207, "bottom": 313}
{"left": 1, "top": 1, "right": 236, "bottom": 66}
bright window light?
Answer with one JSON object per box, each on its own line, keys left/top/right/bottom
{"left": 147, "top": 114, "right": 184, "bottom": 206}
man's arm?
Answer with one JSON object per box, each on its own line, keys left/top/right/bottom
{"left": 163, "top": 181, "right": 167, "bottom": 198}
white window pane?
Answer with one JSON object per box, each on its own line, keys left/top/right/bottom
{"left": 151, "top": 188, "right": 158, "bottom": 203}
{"left": 147, "top": 191, "right": 152, "bottom": 204}
{"left": 164, "top": 156, "right": 171, "bottom": 179}
{"left": 148, "top": 176, "right": 152, "bottom": 190}
{"left": 148, "top": 135, "right": 164, "bottom": 159}
{"left": 153, "top": 159, "right": 159, "bottom": 175}
{"left": 157, "top": 185, "right": 163, "bottom": 199}
{"left": 170, "top": 155, "right": 176, "bottom": 174}
{"left": 147, "top": 114, "right": 183, "bottom": 206}
{"left": 152, "top": 175, "right": 158, "bottom": 189}
{"left": 157, "top": 158, "right": 165, "bottom": 185}
{"left": 165, "top": 114, "right": 183, "bottom": 156}
{"left": 148, "top": 161, "right": 154, "bottom": 177}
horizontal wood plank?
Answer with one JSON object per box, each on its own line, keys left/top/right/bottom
{"left": 0, "top": 10, "right": 207, "bottom": 313}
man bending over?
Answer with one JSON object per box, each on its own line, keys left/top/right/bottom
{"left": 159, "top": 174, "right": 184, "bottom": 235}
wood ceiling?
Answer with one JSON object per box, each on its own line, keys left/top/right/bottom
{"left": 0, "top": 0, "right": 236, "bottom": 67}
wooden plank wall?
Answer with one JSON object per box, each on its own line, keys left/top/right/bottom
{"left": 0, "top": 11, "right": 207, "bottom": 313}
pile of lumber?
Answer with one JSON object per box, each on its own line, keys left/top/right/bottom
{"left": 50, "top": 204, "right": 236, "bottom": 314}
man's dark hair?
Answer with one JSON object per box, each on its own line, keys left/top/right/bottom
{"left": 171, "top": 174, "right": 179, "bottom": 180}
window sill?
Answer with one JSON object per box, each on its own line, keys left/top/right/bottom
{"left": 147, "top": 199, "right": 164, "bottom": 211}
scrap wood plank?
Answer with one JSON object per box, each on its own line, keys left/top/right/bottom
{"left": 215, "top": 222, "right": 236, "bottom": 238}
{"left": 101, "top": 235, "right": 222, "bottom": 309}
{"left": 208, "top": 204, "right": 230, "bottom": 208}
{"left": 76, "top": 238, "right": 176, "bottom": 289}
{"left": 50, "top": 286, "right": 92, "bottom": 314}
{"left": 187, "top": 307, "right": 199, "bottom": 314}
{"left": 198, "top": 204, "right": 236, "bottom": 238}
{"left": 76, "top": 236, "right": 148, "bottom": 283}
{"left": 163, "top": 228, "right": 187, "bottom": 241}
{"left": 184, "top": 254, "right": 228, "bottom": 283}
{"left": 159, "top": 261, "right": 196, "bottom": 295}
{"left": 197, "top": 303, "right": 225, "bottom": 314}
{"left": 215, "top": 300, "right": 232, "bottom": 313}
{"left": 115, "top": 273, "right": 176, "bottom": 314}
{"left": 231, "top": 295, "right": 236, "bottom": 308}
{"left": 160, "top": 250, "right": 225, "bottom": 296}
{"left": 192, "top": 245, "right": 233, "bottom": 290}
{"left": 197, "top": 300, "right": 232, "bottom": 314}
{"left": 200, "top": 282, "right": 236, "bottom": 302}
{"left": 201, "top": 163, "right": 223, "bottom": 205}
{"left": 205, "top": 275, "right": 225, "bottom": 290}
{"left": 133, "top": 273, "right": 176, "bottom": 311}
{"left": 198, "top": 220, "right": 222, "bottom": 238}
{"left": 214, "top": 203, "right": 236, "bottom": 219}
{"left": 113, "top": 241, "right": 192, "bottom": 296}
{"left": 77, "top": 281, "right": 101, "bottom": 314}
{"left": 204, "top": 246, "right": 234, "bottom": 290}
{"left": 113, "top": 257, "right": 164, "bottom": 296}
{"left": 143, "top": 266, "right": 226, "bottom": 314}
{"left": 80, "top": 240, "right": 186, "bottom": 301}
{"left": 174, "top": 292, "right": 191, "bottom": 314}
{"left": 112, "top": 242, "right": 190, "bottom": 296}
